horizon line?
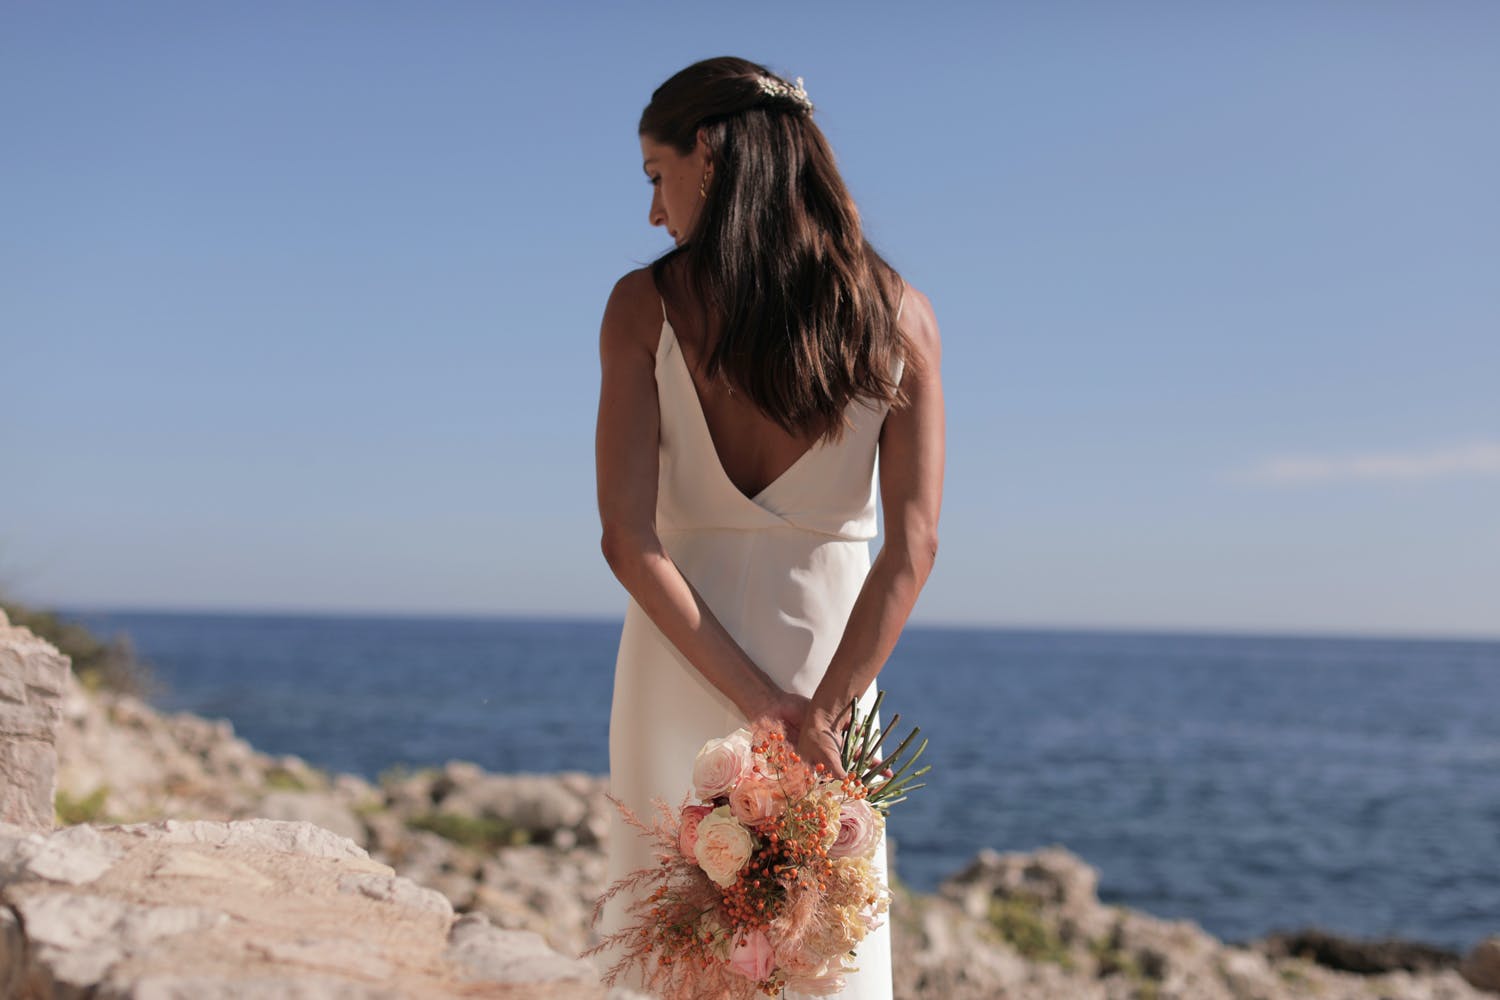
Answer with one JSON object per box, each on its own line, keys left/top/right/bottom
{"left": 35, "top": 601, "right": 1500, "bottom": 647}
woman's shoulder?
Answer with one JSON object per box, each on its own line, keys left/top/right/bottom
{"left": 895, "top": 278, "right": 942, "bottom": 369}
{"left": 600, "top": 265, "right": 667, "bottom": 357}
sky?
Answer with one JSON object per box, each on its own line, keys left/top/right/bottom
{"left": 3, "top": 2, "right": 1497, "bottom": 638}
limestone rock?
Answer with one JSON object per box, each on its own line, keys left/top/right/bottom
{"left": 0, "top": 904, "right": 24, "bottom": 999}
{"left": 95, "top": 972, "right": 406, "bottom": 999}
{"left": 151, "top": 847, "right": 276, "bottom": 889}
{"left": 14, "top": 890, "right": 228, "bottom": 989}
{"left": 437, "top": 772, "right": 590, "bottom": 844}
{"left": 0, "top": 819, "right": 607, "bottom": 998}
{"left": 255, "top": 790, "right": 367, "bottom": 847}
{"left": 0, "top": 610, "right": 70, "bottom": 831}
{"left": 118, "top": 817, "right": 374, "bottom": 862}
{"left": 939, "top": 844, "right": 1114, "bottom": 944}
{"left": 336, "top": 871, "right": 454, "bottom": 919}
{"left": 446, "top": 912, "right": 599, "bottom": 985}
{"left": 0, "top": 821, "right": 124, "bottom": 885}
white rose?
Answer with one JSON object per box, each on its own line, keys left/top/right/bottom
{"left": 694, "top": 805, "right": 755, "bottom": 887}
{"left": 693, "top": 728, "right": 753, "bottom": 800}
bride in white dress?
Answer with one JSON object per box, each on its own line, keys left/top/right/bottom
{"left": 593, "top": 57, "right": 945, "bottom": 999}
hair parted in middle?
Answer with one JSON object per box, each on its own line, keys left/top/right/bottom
{"left": 640, "top": 56, "right": 911, "bottom": 442}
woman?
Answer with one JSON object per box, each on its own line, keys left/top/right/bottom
{"left": 594, "top": 56, "right": 944, "bottom": 999}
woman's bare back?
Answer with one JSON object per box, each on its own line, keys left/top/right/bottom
{"left": 656, "top": 261, "right": 907, "bottom": 501}
{"left": 664, "top": 307, "right": 823, "bottom": 500}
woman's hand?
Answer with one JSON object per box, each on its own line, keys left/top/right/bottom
{"left": 749, "top": 688, "right": 812, "bottom": 747}
{"left": 796, "top": 705, "right": 849, "bottom": 781}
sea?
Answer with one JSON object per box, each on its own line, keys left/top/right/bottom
{"left": 62, "top": 610, "right": 1500, "bottom": 954}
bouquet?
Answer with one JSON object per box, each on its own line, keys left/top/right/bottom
{"left": 588, "top": 691, "right": 928, "bottom": 998}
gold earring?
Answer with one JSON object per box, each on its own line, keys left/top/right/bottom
{"left": 700, "top": 167, "right": 711, "bottom": 200}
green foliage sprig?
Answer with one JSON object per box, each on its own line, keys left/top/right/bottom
{"left": 837, "top": 689, "right": 930, "bottom": 812}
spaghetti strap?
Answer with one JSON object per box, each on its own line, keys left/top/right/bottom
{"left": 896, "top": 282, "right": 907, "bottom": 323}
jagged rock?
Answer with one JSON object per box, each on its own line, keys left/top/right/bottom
{"left": 0, "top": 819, "right": 607, "bottom": 998}
{"left": 337, "top": 871, "right": 454, "bottom": 919}
{"left": 120, "top": 817, "right": 375, "bottom": 861}
{"left": 1216, "top": 948, "right": 1283, "bottom": 999}
{"left": 446, "top": 912, "right": 599, "bottom": 984}
{"left": 939, "top": 844, "right": 1114, "bottom": 944}
{"left": 436, "top": 772, "right": 590, "bottom": 845}
{"left": 96, "top": 971, "right": 406, "bottom": 999}
{"left": 14, "top": 890, "right": 229, "bottom": 989}
{"left": 0, "top": 904, "right": 25, "bottom": 998}
{"left": 0, "top": 609, "right": 70, "bottom": 831}
{"left": 1462, "top": 935, "right": 1500, "bottom": 991}
{"left": 0, "top": 821, "right": 124, "bottom": 885}
{"left": 256, "top": 790, "right": 367, "bottom": 847}
{"left": 1257, "top": 927, "right": 1461, "bottom": 974}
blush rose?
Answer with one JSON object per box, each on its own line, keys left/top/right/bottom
{"left": 829, "top": 796, "right": 883, "bottom": 860}
{"left": 693, "top": 805, "right": 755, "bottom": 887}
{"left": 692, "top": 729, "right": 753, "bottom": 800}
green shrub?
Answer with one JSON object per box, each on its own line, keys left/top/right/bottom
{"left": 55, "top": 786, "right": 111, "bottom": 825}
{"left": 1089, "top": 933, "right": 1162, "bottom": 999}
{"left": 264, "top": 764, "right": 325, "bottom": 792}
{"left": 406, "top": 812, "right": 528, "bottom": 850}
{"left": 988, "top": 895, "right": 1074, "bottom": 969}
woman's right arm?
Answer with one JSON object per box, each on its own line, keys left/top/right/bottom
{"left": 595, "top": 269, "right": 808, "bottom": 732}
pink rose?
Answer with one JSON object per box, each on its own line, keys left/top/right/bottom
{"left": 678, "top": 804, "right": 713, "bottom": 859}
{"left": 829, "top": 796, "right": 883, "bottom": 860}
{"left": 729, "top": 775, "right": 787, "bottom": 827}
{"left": 693, "top": 729, "right": 753, "bottom": 800}
{"left": 728, "top": 927, "right": 776, "bottom": 981}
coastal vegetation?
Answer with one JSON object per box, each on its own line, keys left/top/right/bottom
{"left": 0, "top": 595, "right": 155, "bottom": 696}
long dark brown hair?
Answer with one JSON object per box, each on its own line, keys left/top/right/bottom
{"left": 640, "top": 56, "right": 910, "bottom": 441}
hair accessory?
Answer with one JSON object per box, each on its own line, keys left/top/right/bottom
{"left": 757, "top": 74, "right": 813, "bottom": 114}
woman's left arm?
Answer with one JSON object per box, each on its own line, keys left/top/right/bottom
{"left": 799, "top": 286, "right": 945, "bottom": 777}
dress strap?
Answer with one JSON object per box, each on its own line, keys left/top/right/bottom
{"left": 893, "top": 282, "right": 908, "bottom": 386}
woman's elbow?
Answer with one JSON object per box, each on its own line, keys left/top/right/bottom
{"left": 888, "top": 527, "right": 939, "bottom": 580}
{"left": 915, "top": 529, "right": 939, "bottom": 578}
{"left": 600, "top": 523, "right": 657, "bottom": 580}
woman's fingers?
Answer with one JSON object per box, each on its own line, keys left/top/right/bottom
{"left": 797, "top": 724, "right": 847, "bottom": 781}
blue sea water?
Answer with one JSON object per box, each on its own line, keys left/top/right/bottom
{"left": 64, "top": 610, "right": 1500, "bottom": 953}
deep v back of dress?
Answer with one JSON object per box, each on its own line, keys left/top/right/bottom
{"left": 596, "top": 288, "right": 904, "bottom": 1000}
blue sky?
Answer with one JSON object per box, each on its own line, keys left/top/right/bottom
{"left": 3, "top": 3, "right": 1497, "bottom": 637}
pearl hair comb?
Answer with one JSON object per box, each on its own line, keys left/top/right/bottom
{"left": 757, "top": 74, "right": 813, "bottom": 113}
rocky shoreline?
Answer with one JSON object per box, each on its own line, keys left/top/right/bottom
{"left": 4, "top": 608, "right": 1497, "bottom": 998}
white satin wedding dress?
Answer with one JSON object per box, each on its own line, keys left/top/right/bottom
{"left": 598, "top": 289, "right": 904, "bottom": 1000}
